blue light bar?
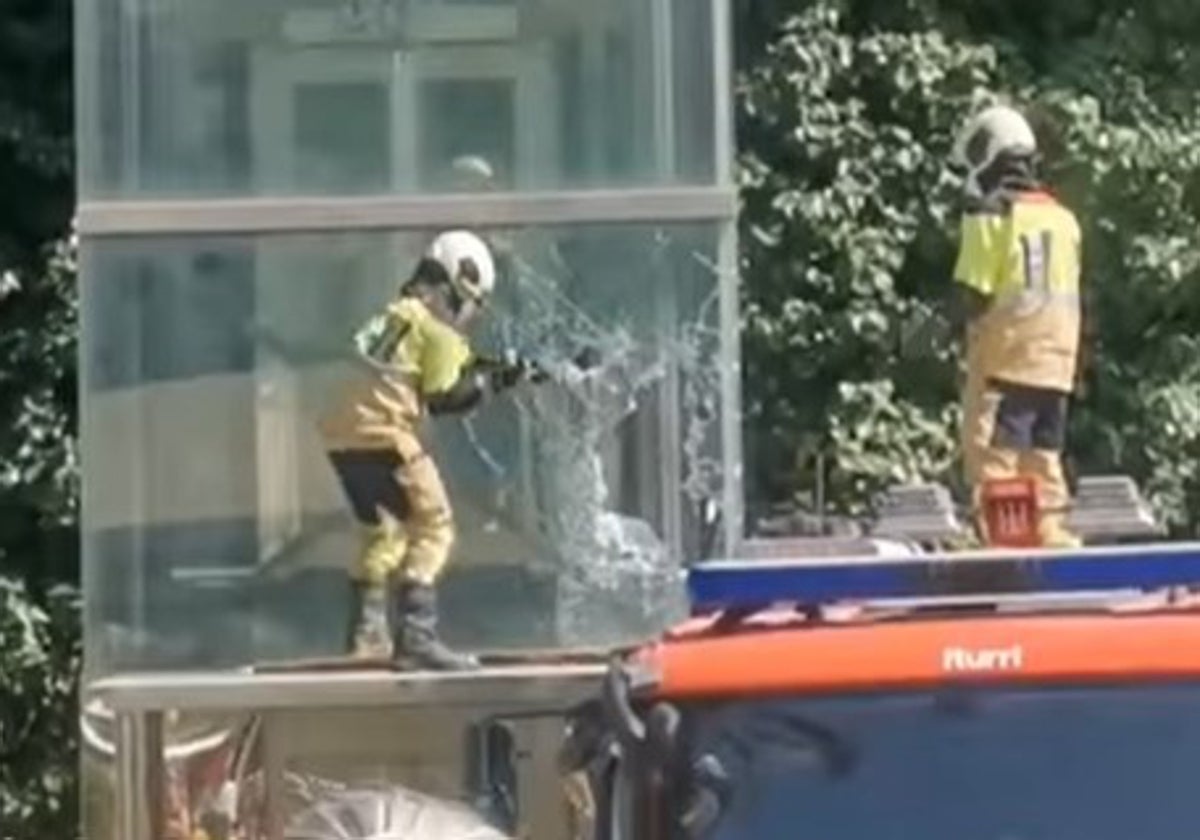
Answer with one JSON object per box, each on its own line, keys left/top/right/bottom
{"left": 687, "top": 542, "right": 1200, "bottom": 611}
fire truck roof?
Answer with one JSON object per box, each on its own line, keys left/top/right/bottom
{"left": 626, "top": 542, "right": 1200, "bottom": 701}
{"left": 688, "top": 541, "right": 1200, "bottom": 610}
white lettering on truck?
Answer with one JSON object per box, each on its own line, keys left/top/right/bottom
{"left": 941, "top": 645, "right": 1024, "bottom": 673}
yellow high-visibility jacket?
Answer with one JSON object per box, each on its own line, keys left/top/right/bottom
{"left": 954, "top": 189, "right": 1083, "bottom": 393}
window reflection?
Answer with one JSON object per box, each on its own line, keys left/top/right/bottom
{"left": 82, "top": 0, "right": 717, "bottom": 197}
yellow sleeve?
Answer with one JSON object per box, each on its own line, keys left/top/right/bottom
{"left": 417, "top": 319, "right": 473, "bottom": 395}
{"left": 953, "top": 213, "right": 1004, "bottom": 297}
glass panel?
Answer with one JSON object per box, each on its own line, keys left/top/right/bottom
{"left": 418, "top": 78, "right": 516, "bottom": 191}
{"left": 294, "top": 81, "right": 391, "bottom": 193}
{"left": 80, "top": 222, "right": 731, "bottom": 677}
{"left": 78, "top": 0, "right": 718, "bottom": 199}
{"left": 676, "top": 683, "right": 1200, "bottom": 840}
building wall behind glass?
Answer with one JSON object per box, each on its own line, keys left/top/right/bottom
{"left": 80, "top": 0, "right": 717, "bottom": 199}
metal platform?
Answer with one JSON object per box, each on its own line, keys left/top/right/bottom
{"left": 89, "top": 663, "right": 607, "bottom": 714}
{"left": 688, "top": 541, "right": 1200, "bottom": 610}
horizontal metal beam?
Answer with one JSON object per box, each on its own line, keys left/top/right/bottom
{"left": 76, "top": 187, "right": 739, "bottom": 237}
{"left": 689, "top": 541, "right": 1200, "bottom": 609}
{"left": 87, "top": 664, "right": 606, "bottom": 713}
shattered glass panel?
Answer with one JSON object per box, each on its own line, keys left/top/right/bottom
{"left": 460, "top": 225, "right": 725, "bottom": 645}
{"left": 80, "top": 222, "right": 731, "bottom": 674}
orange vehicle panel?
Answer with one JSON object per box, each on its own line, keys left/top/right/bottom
{"left": 637, "top": 610, "right": 1200, "bottom": 699}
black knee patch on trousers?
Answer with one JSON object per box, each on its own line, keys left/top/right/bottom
{"left": 988, "top": 380, "right": 1069, "bottom": 451}
{"left": 328, "top": 450, "right": 412, "bottom": 525}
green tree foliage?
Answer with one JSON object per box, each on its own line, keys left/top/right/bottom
{"left": 738, "top": 0, "right": 1200, "bottom": 535}
{"left": 738, "top": 3, "right": 992, "bottom": 514}
{"left": 1038, "top": 90, "right": 1200, "bottom": 532}
{"left": 0, "top": 0, "right": 77, "bottom": 589}
{"left": 0, "top": 579, "right": 79, "bottom": 835}
{"left": 0, "top": 0, "right": 79, "bottom": 837}
{"left": 1, "top": 233, "right": 78, "bottom": 588}
{"left": 0, "top": 236, "right": 78, "bottom": 840}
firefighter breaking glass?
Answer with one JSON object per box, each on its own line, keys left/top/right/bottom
{"left": 949, "top": 104, "right": 1085, "bottom": 549}
{"left": 318, "top": 229, "right": 535, "bottom": 669}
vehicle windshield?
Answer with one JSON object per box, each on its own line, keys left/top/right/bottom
{"left": 680, "top": 682, "right": 1200, "bottom": 840}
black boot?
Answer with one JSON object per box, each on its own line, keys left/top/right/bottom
{"left": 346, "top": 581, "right": 393, "bottom": 659}
{"left": 391, "top": 581, "right": 480, "bottom": 671}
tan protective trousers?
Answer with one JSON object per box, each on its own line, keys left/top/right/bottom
{"left": 333, "top": 432, "right": 456, "bottom": 589}
{"left": 960, "top": 367, "right": 1078, "bottom": 548}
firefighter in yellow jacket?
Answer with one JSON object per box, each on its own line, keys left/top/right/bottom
{"left": 319, "top": 230, "right": 531, "bottom": 669}
{"left": 949, "top": 105, "right": 1085, "bottom": 548}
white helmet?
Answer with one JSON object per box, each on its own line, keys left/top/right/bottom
{"left": 425, "top": 229, "right": 496, "bottom": 307}
{"left": 951, "top": 104, "right": 1037, "bottom": 197}
{"left": 451, "top": 155, "right": 496, "bottom": 189}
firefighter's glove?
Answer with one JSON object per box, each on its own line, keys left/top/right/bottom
{"left": 489, "top": 353, "right": 541, "bottom": 392}
{"left": 490, "top": 363, "right": 523, "bottom": 391}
